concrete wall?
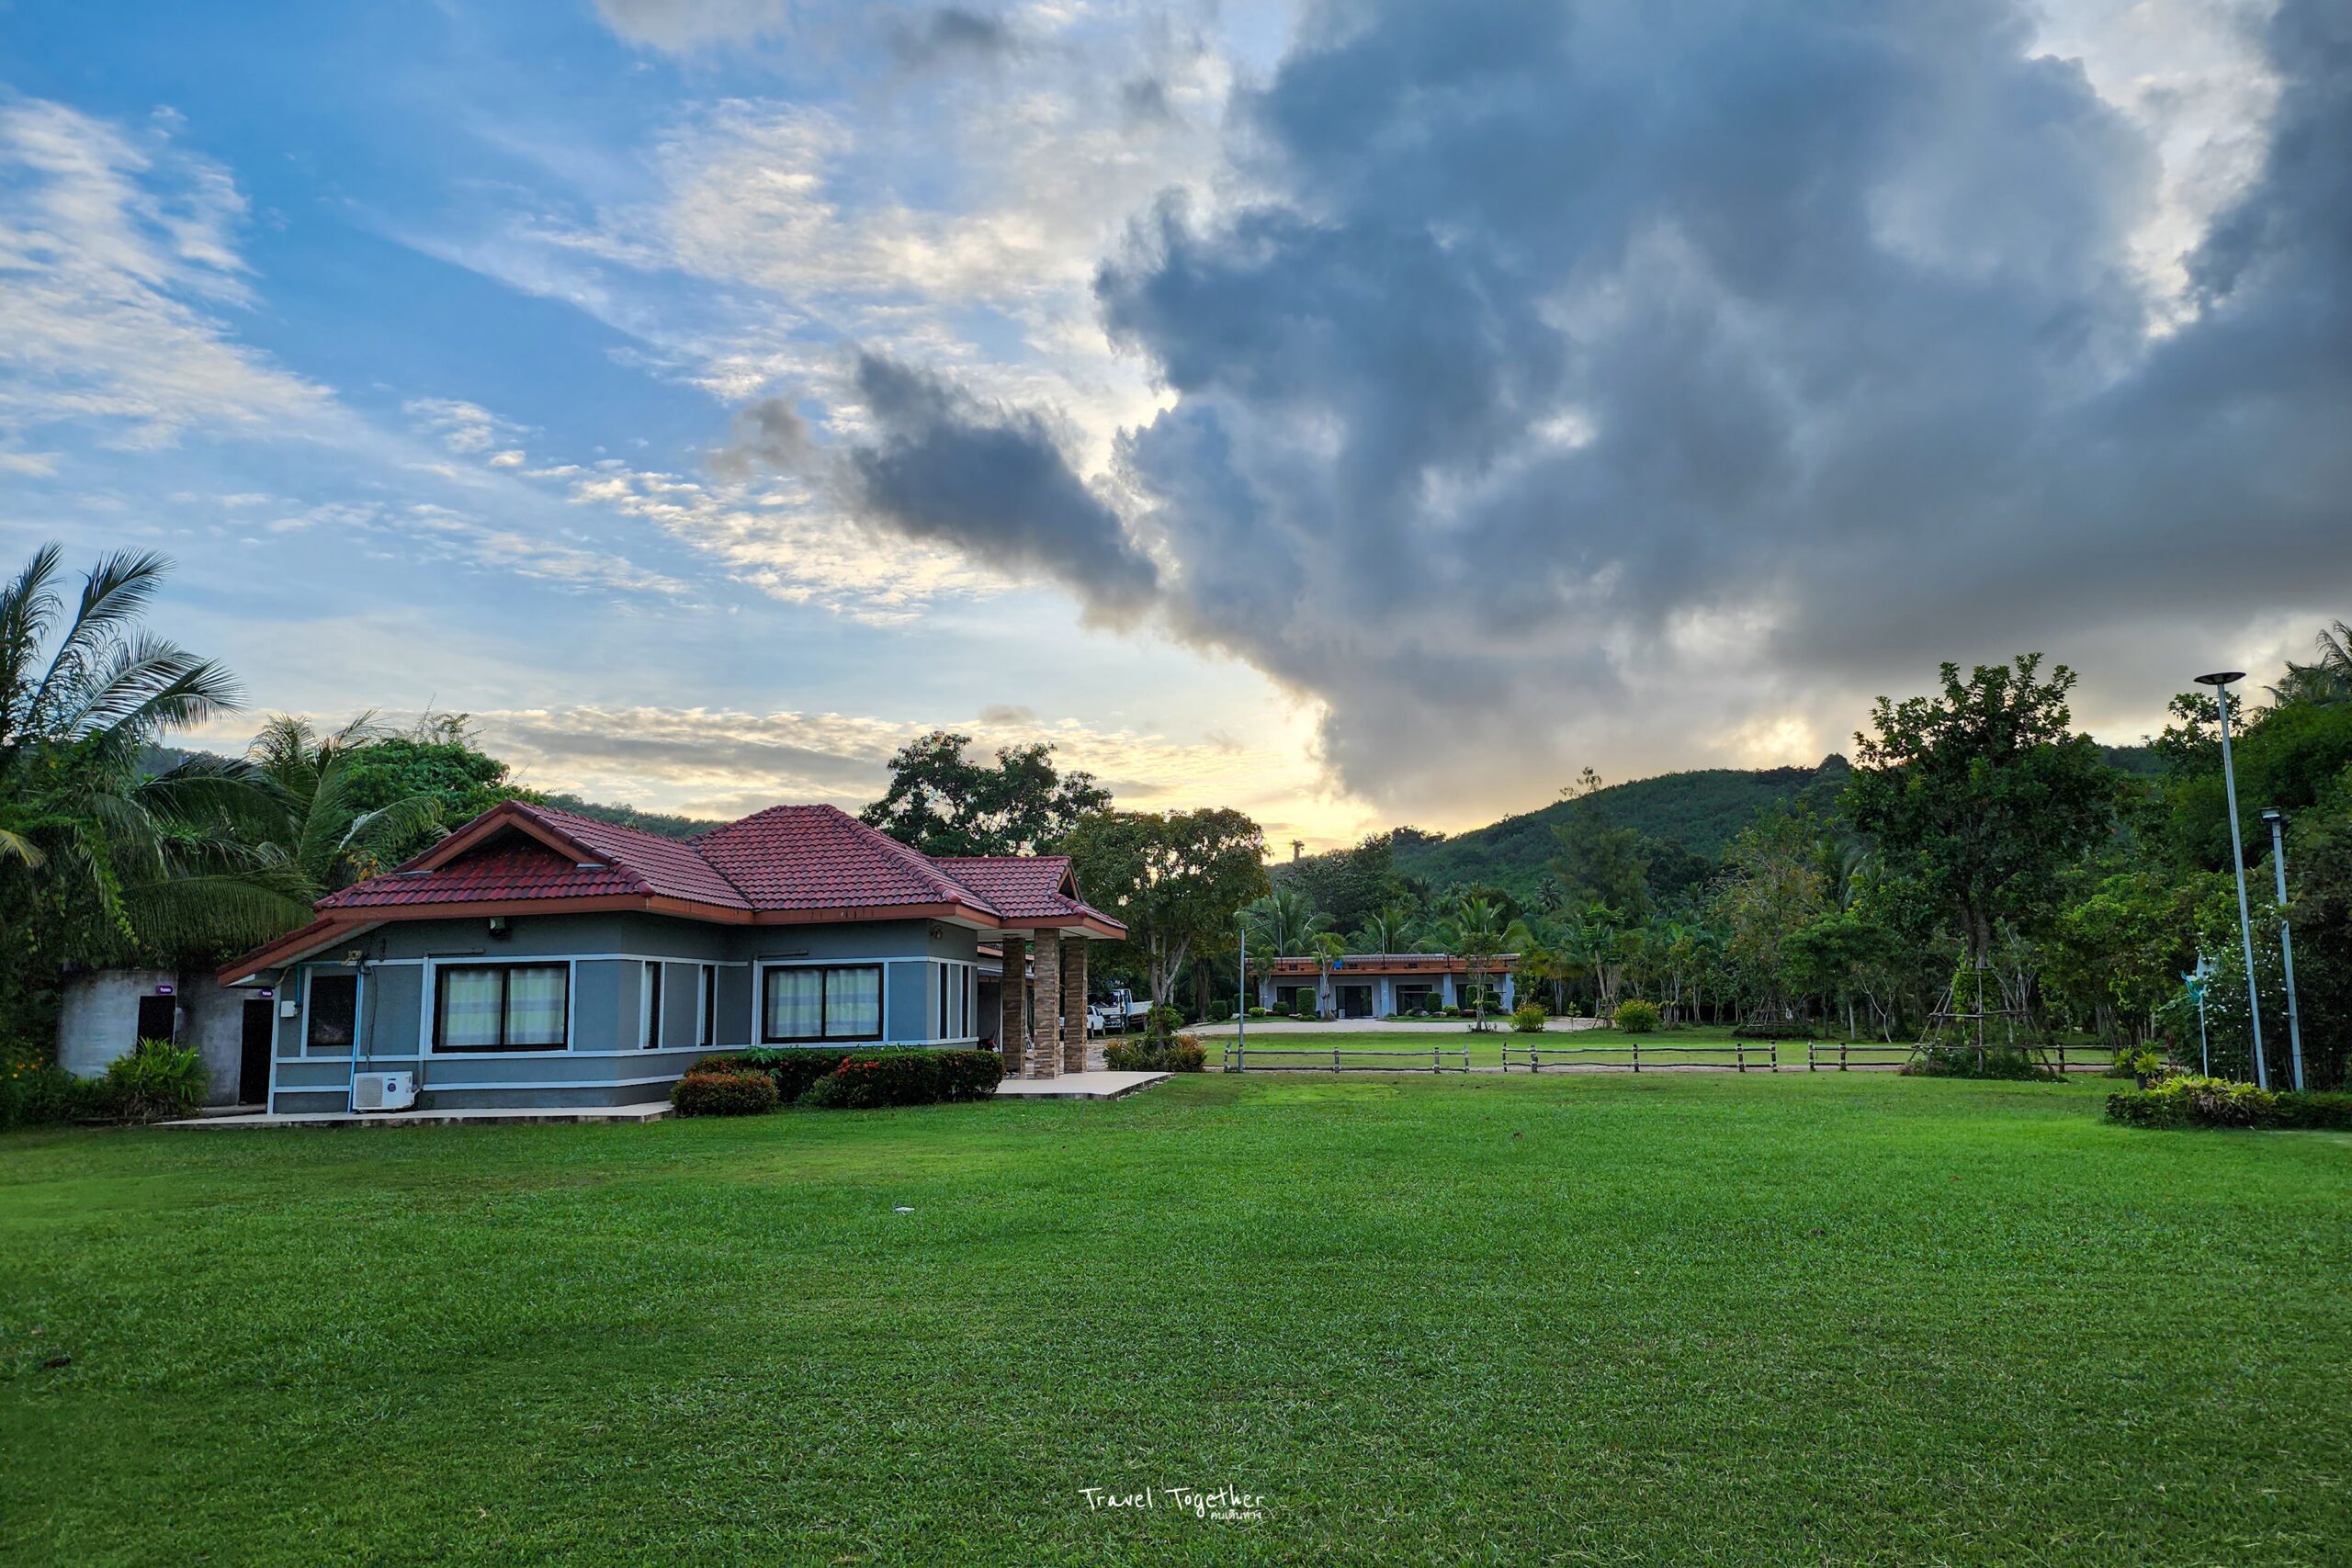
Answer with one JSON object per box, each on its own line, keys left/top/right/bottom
{"left": 256, "top": 910, "right": 991, "bottom": 1114}
{"left": 56, "top": 969, "right": 260, "bottom": 1106}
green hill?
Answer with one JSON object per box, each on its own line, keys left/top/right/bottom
{"left": 1380, "top": 758, "right": 1851, "bottom": 902}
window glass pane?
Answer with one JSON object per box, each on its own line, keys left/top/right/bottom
{"left": 765, "top": 968, "right": 822, "bottom": 1040}
{"left": 439, "top": 968, "right": 503, "bottom": 1049}
{"left": 507, "top": 966, "right": 568, "bottom": 1047}
{"left": 308, "top": 974, "right": 357, "bottom": 1051}
{"left": 824, "top": 966, "right": 881, "bottom": 1039}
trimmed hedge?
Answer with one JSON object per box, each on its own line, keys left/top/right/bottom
{"left": 1612, "top": 1000, "right": 1661, "bottom": 1034}
{"left": 672, "top": 1069, "right": 779, "bottom": 1117}
{"left": 2108, "top": 1077, "right": 2352, "bottom": 1131}
{"left": 694, "top": 1047, "right": 1006, "bottom": 1110}
{"left": 1731, "top": 1021, "right": 1814, "bottom": 1041}
{"left": 1105, "top": 1034, "right": 1206, "bottom": 1072}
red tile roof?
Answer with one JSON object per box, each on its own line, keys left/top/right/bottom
{"left": 933, "top": 855, "right": 1087, "bottom": 921}
{"left": 231, "top": 801, "right": 1123, "bottom": 983}
{"left": 694, "top": 806, "right": 980, "bottom": 913}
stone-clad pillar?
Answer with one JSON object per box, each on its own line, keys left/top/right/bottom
{"left": 1061, "top": 935, "right": 1090, "bottom": 1073}
{"left": 1028, "top": 931, "right": 1062, "bottom": 1078}
{"left": 999, "top": 935, "right": 1027, "bottom": 1076}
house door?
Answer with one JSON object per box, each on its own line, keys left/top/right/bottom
{"left": 240, "top": 999, "right": 274, "bottom": 1105}
{"left": 1338, "top": 984, "right": 1374, "bottom": 1019}
{"left": 135, "top": 993, "right": 176, "bottom": 1044}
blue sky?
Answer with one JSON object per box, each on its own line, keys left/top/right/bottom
{"left": 4, "top": 0, "right": 2344, "bottom": 843}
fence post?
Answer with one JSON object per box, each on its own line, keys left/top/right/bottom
{"left": 1333, "top": 1040, "right": 1341, "bottom": 1074}
{"left": 1633, "top": 1039, "right": 1640, "bottom": 1073}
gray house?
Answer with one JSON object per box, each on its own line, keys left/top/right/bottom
{"left": 217, "top": 800, "right": 1125, "bottom": 1116}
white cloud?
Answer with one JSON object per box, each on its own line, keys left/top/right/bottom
{"left": 0, "top": 97, "right": 331, "bottom": 447}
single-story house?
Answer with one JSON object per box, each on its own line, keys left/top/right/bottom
{"left": 55, "top": 968, "right": 277, "bottom": 1108}
{"left": 216, "top": 799, "right": 1125, "bottom": 1116}
{"left": 1262, "top": 953, "right": 1519, "bottom": 1019}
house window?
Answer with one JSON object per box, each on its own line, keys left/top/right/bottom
{"left": 699, "top": 964, "right": 718, "bottom": 1050}
{"left": 435, "top": 964, "right": 568, "bottom": 1052}
{"left": 762, "top": 964, "right": 883, "bottom": 1043}
{"left": 641, "top": 962, "right": 664, "bottom": 1050}
{"left": 937, "top": 963, "right": 951, "bottom": 1040}
{"left": 306, "top": 973, "right": 357, "bottom": 1053}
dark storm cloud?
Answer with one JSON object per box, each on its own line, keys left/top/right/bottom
{"left": 814, "top": 0, "right": 2351, "bottom": 811}
{"left": 707, "top": 394, "right": 812, "bottom": 482}
{"left": 844, "top": 353, "right": 1159, "bottom": 615}
{"left": 1086, "top": 0, "right": 2352, "bottom": 806}
{"left": 886, "top": 6, "right": 1013, "bottom": 69}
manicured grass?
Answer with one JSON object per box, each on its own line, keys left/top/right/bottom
{"left": 5, "top": 1073, "right": 2349, "bottom": 1564}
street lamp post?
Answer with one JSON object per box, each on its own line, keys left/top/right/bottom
{"left": 2261, "top": 808, "right": 2305, "bottom": 1092}
{"left": 2195, "top": 671, "right": 2267, "bottom": 1088}
{"left": 1236, "top": 923, "right": 1247, "bottom": 1074}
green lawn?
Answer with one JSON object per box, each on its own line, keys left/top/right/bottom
{"left": 4, "top": 1073, "right": 2348, "bottom": 1564}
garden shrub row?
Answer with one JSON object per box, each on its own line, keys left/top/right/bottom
{"left": 1104, "top": 1034, "right": 1206, "bottom": 1072}
{"left": 673, "top": 1046, "right": 1004, "bottom": 1115}
{"left": 2, "top": 1040, "right": 209, "bottom": 1130}
{"left": 2106, "top": 1076, "right": 2352, "bottom": 1131}
{"left": 1906, "top": 1046, "right": 2060, "bottom": 1082}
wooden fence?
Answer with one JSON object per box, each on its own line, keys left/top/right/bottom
{"left": 1221, "top": 1041, "right": 1473, "bottom": 1073}
{"left": 1498, "top": 1040, "right": 1780, "bottom": 1073}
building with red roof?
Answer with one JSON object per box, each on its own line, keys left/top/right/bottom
{"left": 217, "top": 799, "right": 1125, "bottom": 1115}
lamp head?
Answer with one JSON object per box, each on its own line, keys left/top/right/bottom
{"left": 2260, "top": 808, "right": 2284, "bottom": 825}
{"left": 2192, "top": 671, "right": 2245, "bottom": 687}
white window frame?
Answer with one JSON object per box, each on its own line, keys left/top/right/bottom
{"left": 756, "top": 957, "right": 899, "bottom": 1046}
{"left": 301, "top": 966, "right": 367, "bottom": 1056}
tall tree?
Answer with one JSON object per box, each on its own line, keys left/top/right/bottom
{"left": 246, "top": 715, "right": 450, "bottom": 894}
{"left": 1711, "top": 805, "right": 1831, "bottom": 1021}
{"left": 1063, "top": 807, "right": 1267, "bottom": 1008}
{"left": 1238, "top": 886, "right": 1326, "bottom": 1007}
{"left": 861, "top": 730, "right": 1111, "bottom": 857}
{"left": 1438, "top": 894, "right": 1512, "bottom": 1030}
{"left": 1843, "top": 656, "right": 2115, "bottom": 984}
{"left": 1352, "top": 901, "right": 1419, "bottom": 956}
{"left": 0, "top": 547, "right": 288, "bottom": 1036}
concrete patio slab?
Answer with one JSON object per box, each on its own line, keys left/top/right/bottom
{"left": 162, "top": 1102, "right": 673, "bottom": 1129}
{"left": 992, "top": 1070, "right": 1170, "bottom": 1100}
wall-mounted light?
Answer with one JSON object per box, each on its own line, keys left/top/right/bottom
{"left": 488, "top": 916, "right": 511, "bottom": 940}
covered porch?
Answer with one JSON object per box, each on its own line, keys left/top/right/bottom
{"left": 994, "top": 923, "right": 1111, "bottom": 1079}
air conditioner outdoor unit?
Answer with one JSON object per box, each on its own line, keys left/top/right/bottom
{"left": 352, "top": 1072, "right": 416, "bottom": 1112}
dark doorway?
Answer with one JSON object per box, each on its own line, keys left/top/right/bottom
{"left": 240, "top": 999, "right": 274, "bottom": 1105}
{"left": 135, "top": 993, "right": 176, "bottom": 1044}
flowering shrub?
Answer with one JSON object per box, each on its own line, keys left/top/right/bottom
{"left": 2106, "top": 1075, "right": 2276, "bottom": 1128}
{"left": 671, "top": 1069, "right": 779, "bottom": 1117}
{"left": 794, "top": 1049, "right": 1004, "bottom": 1109}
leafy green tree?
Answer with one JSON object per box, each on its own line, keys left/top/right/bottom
{"left": 1844, "top": 656, "right": 2116, "bottom": 983}
{"left": 338, "top": 712, "right": 534, "bottom": 863}
{"left": 1711, "top": 805, "right": 1831, "bottom": 1021}
{"left": 2041, "top": 865, "right": 2216, "bottom": 1047}
{"left": 1282, "top": 829, "right": 1412, "bottom": 935}
{"left": 1784, "top": 909, "right": 1904, "bottom": 1040}
{"left": 861, "top": 730, "right": 1110, "bottom": 856}
{"left": 1066, "top": 807, "right": 1267, "bottom": 1008}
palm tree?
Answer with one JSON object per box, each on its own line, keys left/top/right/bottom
{"left": 1239, "top": 887, "right": 1325, "bottom": 1012}
{"left": 1351, "top": 901, "right": 1418, "bottom": 958}
{"left": 243, "top": 713, "right": 445, "bottom": 897}
{"left": 0, "top": 547, "right": 277, "bottom": 948}
{"left": 2274, "top": 619, "right": 2352, "bottom": 705}
{"left": 1306, "top": 931, "right": 1347, "bottom": 1021}
{"left": 1439, "top": 895, "right": 1509, "bottom": 1030}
